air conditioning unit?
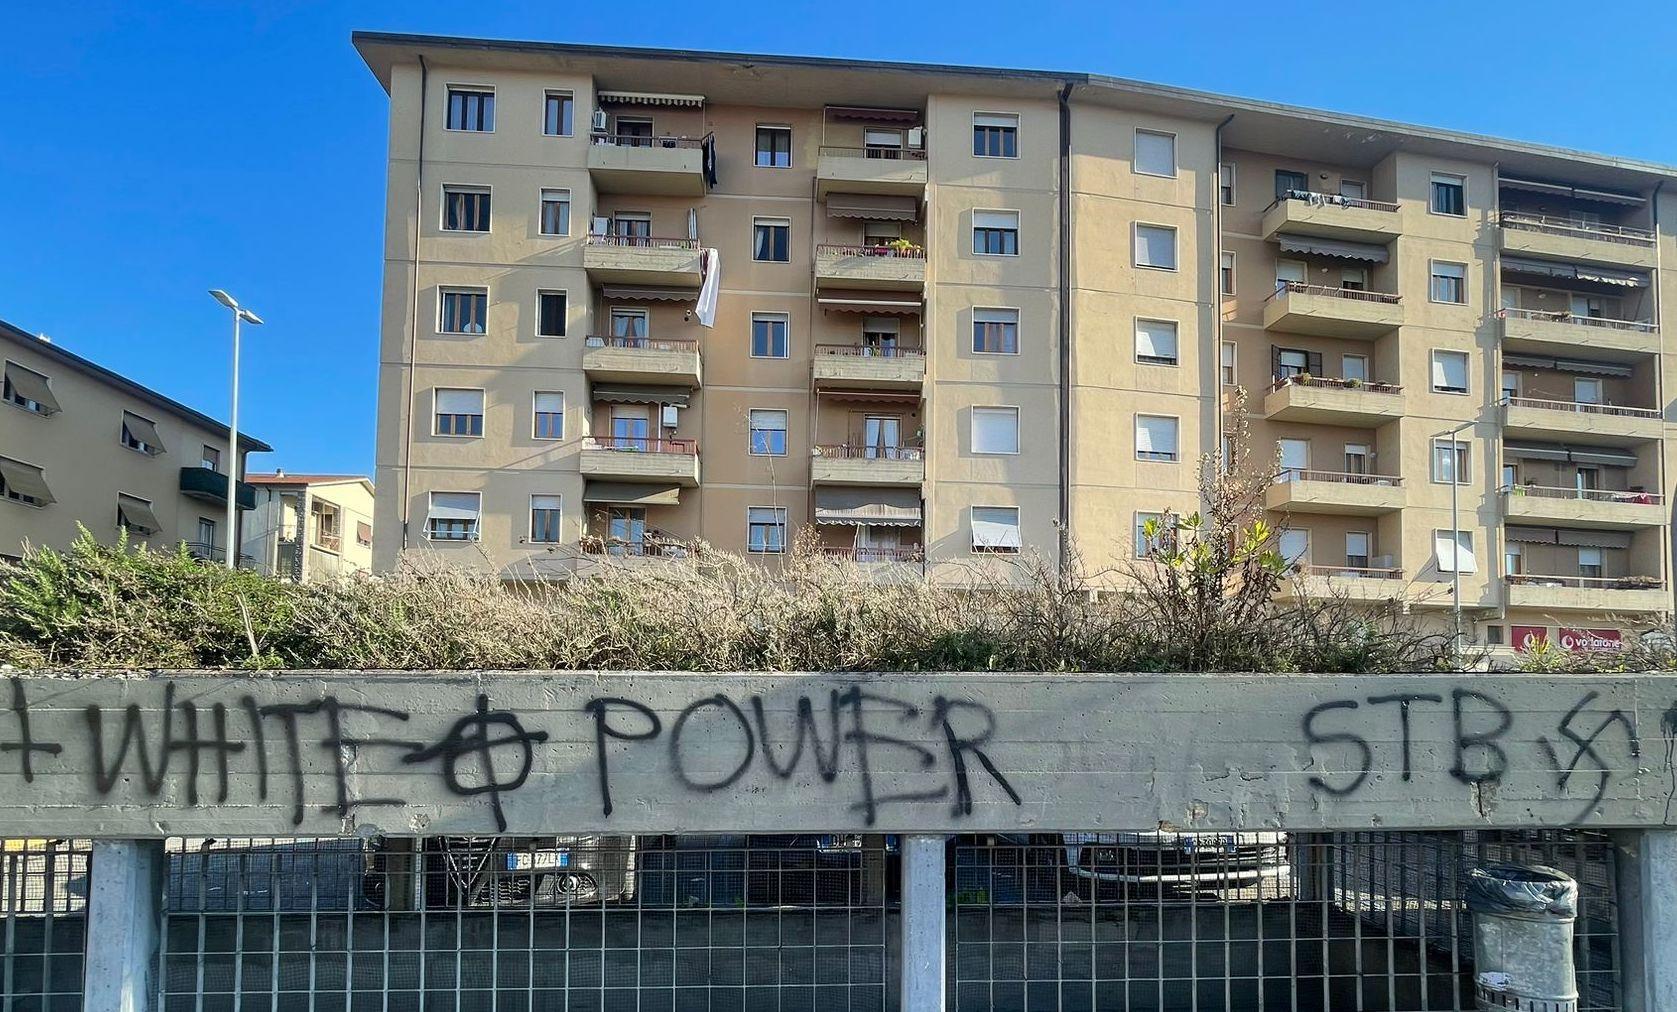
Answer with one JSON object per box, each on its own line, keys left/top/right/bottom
{"left": 590, "top": 216, "right": 609, "bottom": 237}
{"left": 661, "top": 405, "right": 680, "bottom": 428}
{"left": 907, "top": 126, "right": 925, "bottom": 149}
{"left": 591, "top": 109, "right": 609, "bottom": 132}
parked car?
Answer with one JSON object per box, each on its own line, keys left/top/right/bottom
{"left": 1059, "top": 831, "right": 1288, "bottom": 897}
{"left": 416, "top": 835, "right": 637, "bottom": 908}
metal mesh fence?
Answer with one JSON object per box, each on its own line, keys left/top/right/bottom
{"left": 1, "top": 838, "right": 91, "bottom": 1012}
{"left": 157, "top": 835, "right": 898, "bottom": 1012}
{"left": 947, "top": 830, "right": 1620, "bottom": 1012}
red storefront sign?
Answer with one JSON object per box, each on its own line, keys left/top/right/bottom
{"left": 1511, "top": 625, "right": 1548, "bottom": 650}
{"left": 1558, "top": 628, "right": 1622, "bottom": 652}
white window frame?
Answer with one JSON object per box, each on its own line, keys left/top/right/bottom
{"left": 754, "top": 124, "right": 793, "bottom": 169}
{"left": 1134, "top": 318, "right": 1179, "bottom": 367}
{"left": 752, "top": 216, "right": 792, "bottom": 263}
{"left": 1429, "top": 172, "right": 1467, "bottom": 217}
{"left": 1133, "top": 511, "right": 1167, "bottom": 559}
{"left": 529, "top": 494, "right": 564, "bottom": 544}
{"left": 1133, "top": 223, "right": 1178, "bottom": 272}
{"left": 1278, "top": 529, "right": 1310, "bottom": 567}
{"left": 1219, "top": 163, "right": 1236, "bottom": 206}
{"left": 971, "top": 406, "right": 1020, "bottom": 455}
{"left": 1133, "top": 129, "right": 1178, "bottom": 178}
{"left": 426, "top": 491, "right": 483, "bottom": 542}
{"left": 532, "top": 391, "right": 565, "bottom": 441}
{"left": 1219, "top": 251, "right": 1236, "bottom": 295}
{"left": 971, "top": 209, "right": 1020, "bottom": 257}
{"left": 1135, "top": 414, "right": 1180, "bottom": 463}
{"left": 1431, "top": 437, "right": 1471, "bottom": 485}
{"left": 750, "top": 312, "right": 791, "bottom": 359}
{"left": 748, "top": 408, "right": 789, "bottom": 457}
{"left": 1341, "top": 355, "right": 1368, "bottom": 383}
{"left": 538, "top": 188, "right": 571, "bottom": 237}
{"left": 970, "top": 505, "right": 1021, "bottom": 554}
{"left": 746, "top": 506, "right": 789, "bottom": 555}
{"left": 1434, "top": 529, "right": 1477, "bottom": 573}
{"left": 432, "top": 387, "right": 486, "bottom": 438}
{"left": 1431, "top": 349, "right": 1470, "bottom": 395}
{"left": 444, "top": 85, "right": 495, "bottom": 133}
{"left": 1220, "top": 341, "right": 1237, "bottom": 386}
{"left": 1429, "top": 260, "right": 1468, "bottom": 305}
{"left": 440, "top": 184, "right": 491, "bottom": 233}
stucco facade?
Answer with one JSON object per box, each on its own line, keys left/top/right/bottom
{"left": 242, "top": 474, "right": 376, "bottom": 581}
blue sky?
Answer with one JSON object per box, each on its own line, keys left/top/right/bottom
{"left": 4, "top": 0, "right": 1674, "bottom": 476}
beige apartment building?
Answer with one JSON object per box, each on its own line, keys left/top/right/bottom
{"left": 0, "top": 318, "right": 270, "bottom": 563}
{"left": 242, "top": 473, "right": 376, "bottom": 581}
{"left": 356, "top": 33, "right": 1677, "bottom": 649}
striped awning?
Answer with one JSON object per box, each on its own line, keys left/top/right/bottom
{"left": 814, "top": 487, "right": 922, "bottom": 526}
{"left": 1502, "top": 353, "right": 1632, "bottom": 378}
{"left": 817, "top": 289, "right": 922, "bottom": 315}
{"left": 1505, "top": 526, "right": 1557, "bottom": 544}
{"left": 1276, "top": 234, "right": 1389, "bottom": 264}
{"left": 592, "top": 385, "right": 691, "bottom": 408}
{"left": 1556, "top": 528, "right": 1633, "bottom": 549}
{"left": 1501, "top": 177, "right": 1644, "bottom": 206}
{"left": 826, "top": 105, "right": 920, "bottom": 123}
{"left": 1502, "top": 257, "right": 1649, "bottom": 288}
{"left": 826, "top": 193, "right": 918, "bottom": 221}
{"left": 597, "top": 90, "right": 704, "bottom": 108}
{"left": 1504, "top": 442, "right": 1638, "bottom": 467}
{"left": 583, "top": 482, "right": 680, "bottom": 506}
{"left": 599, "top": 285, "right": 698, "bottom": 302}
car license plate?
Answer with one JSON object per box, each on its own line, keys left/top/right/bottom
{"left": 508, "top": 850, "right": 570, "bottom": 871}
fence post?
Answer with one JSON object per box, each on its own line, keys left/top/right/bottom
{"left": 1618, "top": 829, "right": 1677, "bottom": 1012}
{"left": 900, "top": 834, "right": 947, "bottom": 1011}
{"left": 84, "top": 840, "right": 164, "bottom": 1012}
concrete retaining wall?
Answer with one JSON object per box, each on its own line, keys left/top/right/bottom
{"left": 1, "top": 671, "right": 1671, "bottom": 836}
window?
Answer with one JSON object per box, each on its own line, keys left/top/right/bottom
{"left": 1274, "top": 169, "right": 1309, "bottom": 199}
{"left": 1220, "top": 342, "right": 1236, "bottom": 385}
{"left": 116, "top": 493, "right": 160, "bottom": 536}
{"left": 426, "top": 491, "right": 481, "bottom": 541}
{"left": 200, "top": 445, "right": 221, "bottom": 472}
{"left": 1574, "top": 377, "right": 1603, "bottom": 404}
{"left": 0, "top": 456, "right": 52, "bottom": 507}
{"left": 1274, "top": 348, "right": 1310, "bottom": 380}
{"left": 753, "top": 217, "right": 791, "bottom": 262}
{"left": 442, "top": 186, "right": 490, "bottom": 232}
{"left": 747, "top": 507, "right": 788, "bottom": 554}
{"left": 1133, "top": 224, "right": 1177, "bottom": 270}
{"left": 1134, "top": 512, "right": 1168, "bottom": 559}
{"left": 537, "top": 290, "right": 567, "bottom": 337}
{"left": 971, "top": 407, "right": 1020, "bottom": 455}
{"left": 197, "top": 517, "right": 217, "bottom": 551}
{"left": 972, "top": 113, "right": 1018, "bottom": 158}
{"left": 529, "top": 495, "right": 563, "bottom": 544}
{"left": 972, "top": 210, "right": 1019, "bottom": 255}
{"left": 356, "top": 521, "right": 373, "bottom": 548}
{"left": 3, "top": 362, "right": 57, "bottom": 415}
{"left": 1430, "top": 172, "right": 1466, "bottom": 216}
{"left": 1502, "top": 463, "right": 1519, "bottom": 489}
{"left": 973, "top": 308, "right": 1019, "bottom": 354}
{"left": 1339, "top": 180, "right": 1367, "bottom": 201}
{"left": 1434, "top": 530, "right": 1476, "bottom": 573}
{"left": 1275, "top": 259, "right": 1307, "bottom": 290}
{"left": 862, "top": 317, "right": 899, "bottom": 354}
{"left": 1134, "top": 319, "right": 1178, "bottom": 366}
{"left": 1430, "top": 261, "right": 1467, "bottom": 304}
{"left": 864, "top": 129, "right": 904, "bottom": 156}
{"left": 434, "top": 388, "right": 484, "bottom": 437}
{"left": 1343, "top": 443, "right": 1369, "bottom": 475}
{"left": 1500, "top": 371, "right": 1520, "bottom": 401}
{"left": 1134, "top": 129, "right": 1176, "bottom": 177}
{"left": 1278, "top": 529, "right": 1309, "bottom": 566}
{"left": 311, "top": 501, "right": 342, "bottom": 552}
{"left": 750, "top": 313, "right": 789, "bottom": 358}
{"left": 1219, "top": 252, "right": 1236, "bottom": 295}
{"left": 120, "top": 411, "right": 164, "bottom": 455}
{"left": 1345, "top": 532, "right": 1371, "bottom": 570}
{"left": 539, "top": 189, "right": 571, "bottom": 236}
{"left": 1341, "top": 355, "right": 1368, "bottom": 383}
{"left": 749, "top": 409, "right": 788, "bottom": 455}
{"left": 1135, "top": 415, "right": 1179, "bottom": 462}
{"left": 1432, "top": 438, "right": 1470, "bottom": 484}
{"left": 1219, "top": 163, "right": 1236, "bottom": 206}
{"left": 439, "top": 287, "right": 488, "bottom": 335}
{"left": 1340, "top": 267, "right": 1367, "bottom": 291}
{"left": 1578, "top": 547, "right": 1604, "bottom": 580}
{"left": 446, "top": 87, "right": 494, "bottom": 132}
{"left": 533, "top": 392, "right": 564, "bottom": 440}
{"left": 543, "top": 91, "right": 573, "bottom": 136}
{"left": 1505, "top": 541, "right": 1523, "bottom": 577}
{"left": 971, "top": 506, "right": 1021, "bottom": 553}
{"left": 755, "top": 126, "right": 791, "bottom": 168}
{"left": 1431, "top": 350, "right": 1469, "bottom": 394}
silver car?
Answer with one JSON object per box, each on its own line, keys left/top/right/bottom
{"left": 1061, "top": 831, "right": 1288, "bottom": 893}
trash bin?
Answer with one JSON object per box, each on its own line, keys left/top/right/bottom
{"left": 1466, "top": 863, "right": 1579, "bottom": 1012}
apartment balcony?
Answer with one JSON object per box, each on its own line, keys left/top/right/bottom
{"left": 181, "top": 541, "right": 256, "bottom": 569}
{"left": 583, "top": 235, "right": 704, "bottom": 287}
{"left": 815, "top": 146, "right": 928, "bottom": 198}
{"left": 1504, "top": 574, "right": 1670, "bottom": 614}
{"left": 1260, "top": 192, "right": 1402, "bottom": 244}
{"left": 1265, "top": 470, "right": 1404, "bottom": 516}
{"left": 579, "top": 437, "right": 700, "bottom": 486}
{"left": 814, "top": 244, "right": 925, "bottom": 291}
{"left": 583, "top": 336, "right": 702, "bottom": 385}
{"left": 578, "top": 535, "right": 694, "bottom": 574}
{"left": 586, "top": 133, "right": 709, "bottom": 196}
{"left": 1501, "top": 484, "right": 1666, "bottom": 530}
{"left": 1262, "top": 376, "right": 1404, "bottom": 426}
{"left": 179, "top": 466, "right": 255, "bottom": 510}
{"left": 812, "top": 346, "right": 925, "bottom": 391}
{"left": 1498, "top": 212, "right": 1658, "bottom": 270}
{"left": 810, "top": 444, "right": 924, "bottom": 486}
{"left": 1501, "top": 396, "right": 1662, "bottom": 444}
{"left": 1263, "top": 282, "right": 1402, "bottom": 338}
{"left": 1497, "top": 308, "right": 1659, "bottom": 358}
{"left": 1276, "top": 565, "right": 1406, "bottom": 603}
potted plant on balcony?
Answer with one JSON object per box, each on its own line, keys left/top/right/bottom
{"left": 886, "top": 237, "right": 922, "bottom": 257}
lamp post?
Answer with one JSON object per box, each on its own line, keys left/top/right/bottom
{"left": 209, "top": 290, "right": 263, "bottom": 570}
{"left": 1439, "top": 419, "right": 1475, "bottom": 665}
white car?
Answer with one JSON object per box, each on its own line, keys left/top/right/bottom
{"left": 1060, "top": 831, "right": 1287, "bottom": 892}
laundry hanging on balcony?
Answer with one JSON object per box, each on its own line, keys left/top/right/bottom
{"left": 696, "top": 247, "right": 720, "bottom": 328}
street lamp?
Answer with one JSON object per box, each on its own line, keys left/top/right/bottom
{"left": 209, "top": 290, "right": 263, "bottom": 570}
{"left": 1438, "top": 419, "right": 1475, "bottom": 665}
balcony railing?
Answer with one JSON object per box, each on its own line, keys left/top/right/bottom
{"left": 1275, "top": 469, "right": 1403, "bottom": 486}
{"left": 1501, "top": 395, "right": 1660, "bottom": 420}
{"left": 585, "top": 335, "right": 700, "bottom": 352}
{"left": 312, "top": 532, "right": 342, "bottom": 553}
{"left": 182, "top": 542, "right": 255, "bottom": 567}
{"left": 1270, "top": 375, "right": 1402, "bottom": 395}
{"left": 1498, "top": 211, "right": 1655, "bottom": 246}
{"left": 1266, "top": 280, "right": 1402, "bottom": 305}
{"left": 1496, "top": 307, "right": 1657, "bottom": 334}
{"left": 820, "top": 546, "right": 924, "bottom": 563}
{"left": 818, "top": 145, "right": 927, "bottom": 161}
{"left": 1266, "top": 190, "right": 1400, "bottom": 214}
{"left": 815, "top": 344, "right": 926, "bottom": 358}
{"left": 1506, "top": 574, "right": 1664, "bottom": 590}
{"left": 813, "top": 444, "right": 924, "bottom": 461}
{"left": 1500, "top": 483, "right": 1662, "bottom": 506}
{"left": 590, "top": 132, "right": 708, "bottom": 150}
{"left": 585, "top": 234, "right": 700, "bottom": 250}
{"left": 580, "top": 538, "right": 692, "bottom": 559}
{"left": 1298, "top": 564, "right": 1404, "bottom": 580}
{"left": 815, "top": 243, "right": 926, "bottom": 259}
{"left": 583, "top": 436, "right": 698, "bottom": 454}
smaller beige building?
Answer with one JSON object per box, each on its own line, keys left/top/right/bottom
{"left": 242, "top": 473, "right": 376, "bottom": 581}
{"left": 0, "top": 317, "right": 270, "bottom": 562}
